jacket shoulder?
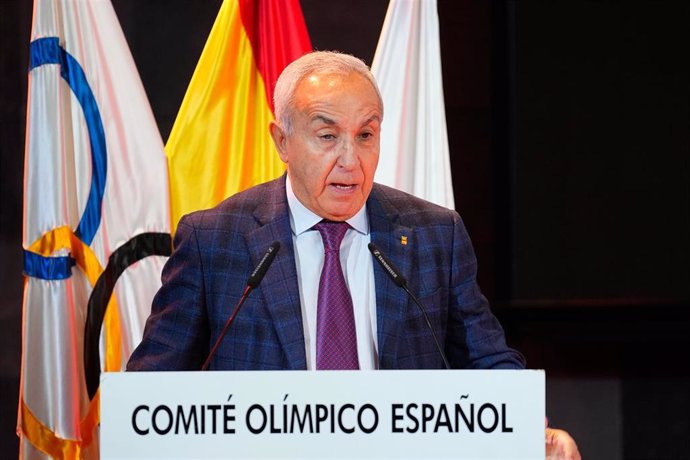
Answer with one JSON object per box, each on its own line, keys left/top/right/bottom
{"left": 370, "top": 183, "right": 459, "bottom": 227}
{"left": 179, "top": 177, "right": 285, "bottom": 231}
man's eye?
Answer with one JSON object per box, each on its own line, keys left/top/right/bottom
{"left": 320, "top": 134, "right": 335, "bottom": 140}
{"left": 360, "top": 132, "right": 373, "bottom": 139}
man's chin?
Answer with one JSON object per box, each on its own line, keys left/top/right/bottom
{"left": 318, "top": 204, "right": 361, "bottom": 222}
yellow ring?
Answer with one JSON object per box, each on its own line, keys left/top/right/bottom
{"left": 22, "top": 226, "right": 123, "bottom": 453}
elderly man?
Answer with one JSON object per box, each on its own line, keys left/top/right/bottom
{"left": 128, "top": 51, "right": 579, "bottom": 459}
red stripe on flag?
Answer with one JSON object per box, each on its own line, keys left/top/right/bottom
{"left": 238, "top": 0, "right": 312, "bottom": 113}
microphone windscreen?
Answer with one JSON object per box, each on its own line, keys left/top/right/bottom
{"left": 368, "top": 242, "right": 407, "bottom": 287}
{"left": 247, "top": 242, "right": 281, "bottom": 288}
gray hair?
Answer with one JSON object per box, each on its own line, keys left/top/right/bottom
{"left": 273, "top": 51, "right": 383, "bottom": 135}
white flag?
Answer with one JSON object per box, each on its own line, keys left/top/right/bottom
{"left": 372, "top": 0, "right": 455, "bottom": 209}
{"left": 19, "top": 1, "right": 171, "bottom": 458}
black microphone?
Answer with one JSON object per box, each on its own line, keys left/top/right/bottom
{"left": 247, "top": 241, "right": 281, "bottom": 287}
{"left": 368, "top": 242, "right": 451, "bottom": 370}
{"left": 201, "top": 241, "right": 281, "bottom": 370}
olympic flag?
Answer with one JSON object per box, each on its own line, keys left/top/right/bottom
{"left": 372, "top": 0, "right": 455, "bottom": 209}
{"left": 19, "top": 1, "right": 171, "bottom": 458}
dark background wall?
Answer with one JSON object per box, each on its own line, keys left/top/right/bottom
{"left": 1, "top": 1, "right": 688, "bottom": 458}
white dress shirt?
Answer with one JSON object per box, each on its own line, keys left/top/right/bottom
{"left": 286, "top": 176, "right": 379, "bottom": 370}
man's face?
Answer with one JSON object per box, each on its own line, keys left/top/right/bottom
{"left": 270, "top": 71, "right": 382, "bottom": 221}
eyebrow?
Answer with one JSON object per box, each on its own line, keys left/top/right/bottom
{"left": 310, "top": 113, "right": 381, "bottom": 127}
{"left": 363, "top": 114, "right": 381, "bottom": 125}
{"left": 311, "top": 114, "right": 336, "bottom": 125}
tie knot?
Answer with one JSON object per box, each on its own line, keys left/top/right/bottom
{"left": 314, "top": 220, "right": 349, "bottom": 252}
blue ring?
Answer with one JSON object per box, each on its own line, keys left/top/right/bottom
{"left": 23, "top": 250, "right": 73, "bottom": 280}
{"left": 25, "top": 37, "right": 108, "bottom": 280}
{"left": 29, "top": 37, "right": 107, "bottom": 247}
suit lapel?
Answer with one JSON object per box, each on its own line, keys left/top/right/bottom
{"left": 245, "top": 177, "right": 307, "bottom": 370}
{"left": 367, "top": 186, "right": 413, "bottom": 368}
{"left": 242, "top": 180, "right": 413, "bottom": 370}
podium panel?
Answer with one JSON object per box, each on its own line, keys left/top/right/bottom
{"left": 101, "top": 370, "right": 544, "bottom": 459}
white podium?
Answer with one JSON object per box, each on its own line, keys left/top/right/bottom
{"left": 101, "top": 370, "right": 544, "bottom": 459}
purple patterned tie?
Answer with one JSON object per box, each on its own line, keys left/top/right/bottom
{"left": 314, "top": 221, "right": 359, "bottom": 370}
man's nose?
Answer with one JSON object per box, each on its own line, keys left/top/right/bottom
{"left": 337, "top": 137, "right": 358, "bottom": 169}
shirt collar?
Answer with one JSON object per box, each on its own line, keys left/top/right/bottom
{"left": 286, "top": 175, "right": 369, "bottom": 236}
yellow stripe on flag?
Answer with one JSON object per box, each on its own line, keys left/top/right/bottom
{"left": 166, "top": 0, "right": 283, "bottom": 233}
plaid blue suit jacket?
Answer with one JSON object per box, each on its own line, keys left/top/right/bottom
{"left": 127, "top": 176, "right": 524, "bottom": 371}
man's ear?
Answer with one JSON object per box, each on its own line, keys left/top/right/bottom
{"left": 269, "top": 121, "right": 288, "bottom": 163}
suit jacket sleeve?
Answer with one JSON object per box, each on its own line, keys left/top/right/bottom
{"left": 445, "top": 213, "right": 525, "bottom": 369}
{"left": 127, "top": 214, "right": 209, "bottom": 371}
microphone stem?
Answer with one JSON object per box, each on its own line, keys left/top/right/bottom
{"left": 402, "top": 284, "right": 452, "bottom": 370}
{"left": 201, "top": 285, "right": 252, "bottom": 371}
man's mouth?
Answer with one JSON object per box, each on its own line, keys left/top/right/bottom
{"left": 331, "top": 183, "right": 356, "bottom": 191}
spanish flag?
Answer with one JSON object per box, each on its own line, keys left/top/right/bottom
{"left": 166, "top": 0, "right": 312, "bottom": 232}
